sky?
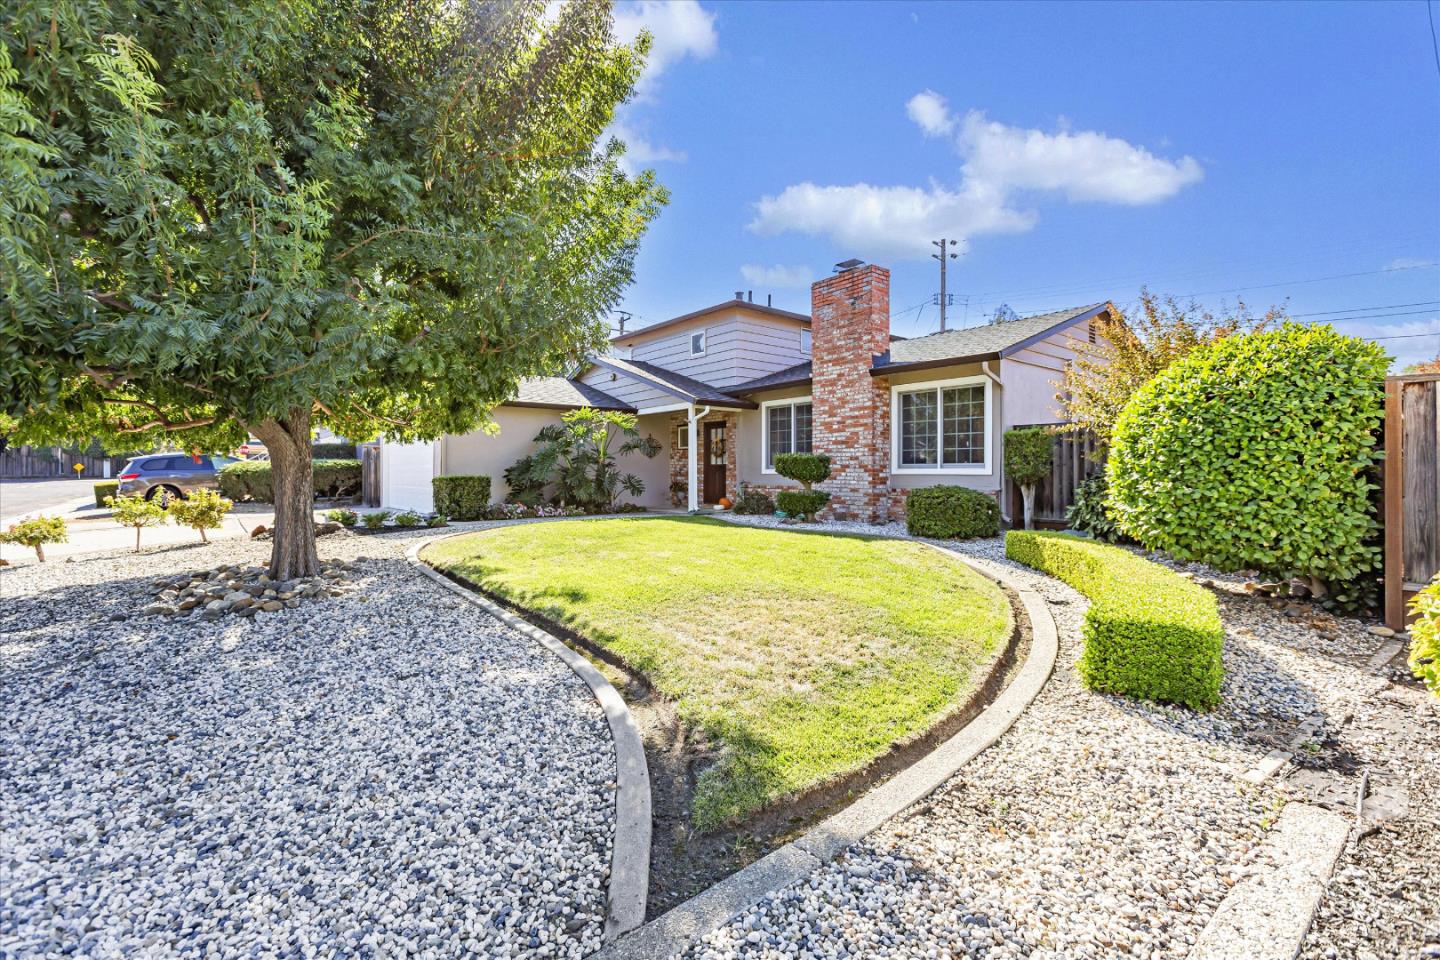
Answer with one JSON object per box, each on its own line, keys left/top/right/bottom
{"left": 606, "top": 0, "right": 1440, "bottom": 369}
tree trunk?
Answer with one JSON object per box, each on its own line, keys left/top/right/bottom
{"left": 34, "top": 543, "right": 44, "bottom": 563}
{"left": 1021, "top": 484, "right": 1036, "bottom": 531}
{"left": 134, "top": 526, "right": 141, "bottom": 552}
{"left": 252, "top": 407, "right": 319, "bottom": 580}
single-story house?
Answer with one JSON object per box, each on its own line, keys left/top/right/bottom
{"left": 380, "top": 259, "right": 1114, "bottom": 523}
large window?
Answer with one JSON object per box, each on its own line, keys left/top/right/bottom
{"left": 762, "top": 397, "right": 814, "bottom": 471}
{"left": 892, "top": 377, "right": 990, "bottom": 473}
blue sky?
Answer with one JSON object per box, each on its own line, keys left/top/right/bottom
{"left": 608, "top": 0, "right": 1440, "bottom": 368}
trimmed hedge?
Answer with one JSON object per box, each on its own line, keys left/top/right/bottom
{"left": 906, "top": 486, "right": 1000, "bottom": 539}
{"left": 432, "top": 475, "right": 491, "bottom": 521}
{"left": 93, "top": 480, "right": 119, "bottom": 508}
{"left": 776, "top": 489, "right": 829, "bottom": 521}
{"left": 311, "top": 442, "right": 357, "bottom": 459}
{"left": 1108, "top": 322, "right": 1387, "bottom": 600}
{"left": 217, "top": 459, "right": 361, "bottom": 502}
{"left": 1006, "top": 530, "right": 1224, "bottom": 710}
{"left": 773, "top": 452, "right": 831, "bottom": 488}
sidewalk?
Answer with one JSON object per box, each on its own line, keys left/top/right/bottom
{"left": 0, "top": 505, "right": 316, "bottom": 565}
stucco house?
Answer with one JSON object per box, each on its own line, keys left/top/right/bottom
{"left": 379, "top": 260, "right": 1114, "bottom": 523}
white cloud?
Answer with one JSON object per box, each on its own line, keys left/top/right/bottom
{"left": 751, "top": 101, "right": 1203, "bottom": 258}
{"left": 906, "top": 90, "right": 954, "bottom": 138}
{"left": 740, "top": 263, "right": 814, "bottom": 288}
{"left": 607, "top": 1, "right": 717, "bottom": 171}
{"left": 1384, "top": 256, "right": 1436, "bottom": 271}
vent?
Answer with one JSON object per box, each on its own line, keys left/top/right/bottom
{"left": 833, "top": 258, "right": 864, "bottom": 273}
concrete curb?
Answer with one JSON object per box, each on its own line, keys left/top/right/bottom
{"left": 404, "top": 536, "right": 651, "bottom": 941}
{"left": 594, "top": 544, "right": 1059, "bottom": 960}
{"left": 1191, "top": 802, "right": 1351, "bottom": 960}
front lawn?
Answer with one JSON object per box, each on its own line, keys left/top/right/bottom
{"left": 423, "top": 517, "right": 1011, "bottom": 829}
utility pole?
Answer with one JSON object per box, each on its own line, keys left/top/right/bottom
{"left": 931, "top": 238, "right": 958, "bottom": 331}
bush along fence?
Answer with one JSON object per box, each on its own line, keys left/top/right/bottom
{"left": 1006, "top": 424, "right": 1103, "bottom": 529}
{"left": 906, "top": 486, "right": 1000, "bottom": 539}
{"left": 217, "top": 459, "right": 361, "bottom": 502}
{"left": 1006, "top": 531, "right": 1225, "bottom": 710}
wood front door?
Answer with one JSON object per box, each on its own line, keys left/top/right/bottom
{"left": 703, "top": 422, "right": 727, "bottom": 504}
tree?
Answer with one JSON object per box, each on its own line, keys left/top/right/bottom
{"left": 1004, "top": 427, "right": 1052, "bottom": 530}
{"left": 773, "top": 452, "right": 831, "bottom": 521}
{"left": 1058, "top": 291, "right": 1281, "bottom": 442}
{"left": 107, "top": 494, "right": 168, "bottom": 552}
{"left": 505, "top": 408, "right": 660, "bottom": 512}
{"left": 168, "top": 489, "right": 233, "bottom": 543}
{"left": 0, "top": 516, "right": 67, "bottom": 562}
{"left": 1, "top": 0, "right": 664, "bottom": 579}
{"left": 1402, "top": 355, "right": 1440, "bottom": 375}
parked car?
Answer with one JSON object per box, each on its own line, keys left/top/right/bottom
{"left": 115, "top": 454, "right": 240, "bottom": 504}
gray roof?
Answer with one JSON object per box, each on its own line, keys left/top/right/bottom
{"left": 591, "top": 357, "right": 756, "bottom": 409}
{"left": 875, "top": 303, "right": 1108, "bottom": 372}
{"left": 732, "top": 361, "right": 813, "bottom": 394}
{"left": 510, "top": 377, "right": 633, "bottom": 411}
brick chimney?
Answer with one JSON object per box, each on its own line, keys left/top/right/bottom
{"left": 810, "top": 262, "right": 891, "bottom": 521}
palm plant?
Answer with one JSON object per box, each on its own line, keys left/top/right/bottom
{"left": 505, "top": 408, "right": 659, "bottom": 512}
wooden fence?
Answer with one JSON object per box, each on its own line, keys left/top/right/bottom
{"left": 1383, "top": 373, "right": 1440, "bottom": 629}
{"left": 1006, "top": 423, "right": 1104, "bottom": 529}
{"left": 359, "top": 444, "right": 382, "bottom": 507}
{"left": 0, "top": 445, "right": 130, "bottom": 479}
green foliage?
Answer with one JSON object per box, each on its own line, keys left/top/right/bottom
{"left": 732, "top": 488, "right": 775, "bottom": 515}
{"left": 325, "top": 508, "right": 359, "bottom": 527}
{"left": 1, "top": 0, "right": 664, "bottom": 572}
{"left": 1006, "top": 531, "right": 1224, "bottom": 710}
{"left": 1004, "top": 428, "right": 1053, "bottom": 486}
{"left": 1, "top": 515, "right": 67, "bottom": 561}
{"left": 432, "top": 475, "right": 492, "bottom": 521}
{"left": 393, "top": 510, "right": 423, "bottom": 528}
{"left": 361, "top": 511, "right": 390, "bottom": 530}
{"left": 106, "top": 494, "right": 168, "bottom": 551}
{"left": 311, "top": 443, "right": 357, "bottom": 460}
{"left": 775, "top": 490, "right": 830, "bottom": 521}
{"left": 905, "top": 486, "right": 1001, "bottom": 539}
{"left": 426, "top": 514, "right": 449, "bottom": 528}
{"left": 1409, "top": 576, "right": 1440, "bottom": 697}
{"left": 217, "top": 459, "right": 360, "bottom": 502}
{"left": 505, "top": 408, "right": 660, "bottom": 512}
{"left": 773, "top": 453, "right": 831, "bottom": 490}
{"left": 1066, "top": 474, "right": 1124, "bottom": 542}
{"left": 167, "top": 489, "right": 232, "bottom": 542}
{"left": 1107, "top": 323, "right": 1388, "bottom": 597}
{"left": 93, "top": 480, "right": 119, "bottom": 508}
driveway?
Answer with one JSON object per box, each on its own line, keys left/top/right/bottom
{"left": 0, "top": 478, "right": 99, "bottom": 524}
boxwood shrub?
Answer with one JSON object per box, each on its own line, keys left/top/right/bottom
{"left": 432, "top": 475, "right": 491, "bottom": 521}
{"left": 776, "top": 489, "right": 829, "bottom": 521}
{"left": 1107, "top": 322, "right": 1387, "bottom": 598}
{"left": 906, "top": 486, "right": 1000, "bottom": 539}
{"left": 92, "top": 480, "right": 119, "bottom": 508}
{"left": 217, "top": 459, "right": 361, "bottom": 502}
{"left": 1006, "top": 530, "right": 1224, "bottom": 710}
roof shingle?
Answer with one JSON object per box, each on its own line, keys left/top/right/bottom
{"left": 591, "top": 357, "right": 756, "bottom": 408}
{"left": 876, "top": 303, "right": 1108, "bottom": 371}
{"left": 510, "top": 377, "right": 633, "bottom": 411}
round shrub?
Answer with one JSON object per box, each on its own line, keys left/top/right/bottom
{"left": 1, "top": 515, "right": 68, "bottom": 562}
{"left": 773, "top": 453, "right": 830, "bottom": 489}
{"left": 432, "top": 475, "right": 492, "bottom": 521}
{"left": 1108, "top": 323, "right": 1387, "bottom": 590}
{"left": 905, "top": 486, "right": 1000, "bottom": 539}
{"left": 776, "top": 489, "right": 829, "bottom": 521}
{"left": 167, "top": 489, "right": 233, "bottom": 543}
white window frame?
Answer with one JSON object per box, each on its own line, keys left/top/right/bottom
{"left": 760, "top": 395, "right": 814, "bottom": 474}
{"left": 890, "top": 375, "right": 992, "bottom": 475}
{"left": 676, "top": 425, "right": 689, "bottom": 450}
{"left": 690, "top": 329, "right": 707, "bottom": 356}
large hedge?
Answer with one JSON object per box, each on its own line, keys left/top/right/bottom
{"left": 311, "top": 442, "right": 357, "bottom": 460}
{"left": 433, "top": 475, "right": 491, "bottom": 521}
{"left": 218, "top": 459, "right": 361, "bottom": 502}
{"left": 1107, "top": 322, "right": 1387, "bottom": 595}
{"left": 906, "top": 486, "right": 1000, "bottom": 539}
{"left": 1007, "top": 531, "right": 1224, "bottom": 710}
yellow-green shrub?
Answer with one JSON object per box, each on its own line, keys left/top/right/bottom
{"left": 1409, "top": 576, "right": 1440, "bottom": 697}
{"left": 167, "top": 489, "right": 232, "bottom": 542}
{"left": 1, "top": 515, "right": 68, "bottom": 562}
{"left": 1006, "top": 530, "right": 1224, "bottom": 710}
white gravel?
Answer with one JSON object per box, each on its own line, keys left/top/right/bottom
{"left": 690, "top": 516, "right": 1436, "bottom": 959}
{"left": 1, "top": 530, "right": 617, "bottom": 959}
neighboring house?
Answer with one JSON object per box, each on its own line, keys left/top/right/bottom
{"left": 379, "top": 260, "right": 1114, "bottom": 522}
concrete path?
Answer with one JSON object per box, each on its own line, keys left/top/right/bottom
{"left": 0, "top": 505, "right": 302, "bottom": 565}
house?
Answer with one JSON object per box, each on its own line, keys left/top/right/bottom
{"left": 379, "top": 260, "right": 1114, "bottom": 523}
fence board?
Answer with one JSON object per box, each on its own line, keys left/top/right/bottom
{"left": 1384, "top": 374, "right": 1440, "bottom": 628}
{"left": 1008, "top": 423, "right": 1104, "bottom": 528}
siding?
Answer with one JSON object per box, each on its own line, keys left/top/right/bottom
{"left": 622, "top": 308, "right": 810, "bottom": 389}
{"left": 1000, "top": 316, "right": 1092, "bottom": 427}
{"left": 577, "top": 366, "right": 675, "bottom": 408}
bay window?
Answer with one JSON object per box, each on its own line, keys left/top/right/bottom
{"left": 762, "top": 397, "right": 813, "bottom": 471}
{"left": 892, "top": 376, "right": 990, "bottom": 473}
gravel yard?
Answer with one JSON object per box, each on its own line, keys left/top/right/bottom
{"left": 1, "top": 530, "right": 618, "bottom": 959}
{"left": 690, "top": 516, "right": 1437, "bottom": 960}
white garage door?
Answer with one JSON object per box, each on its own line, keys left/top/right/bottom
{"left": 381, "top": 440, "right": 437, "bottom": 512}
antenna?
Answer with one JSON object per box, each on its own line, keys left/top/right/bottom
{"left": 931, "top": 238, "right": 959, "bottom": 331}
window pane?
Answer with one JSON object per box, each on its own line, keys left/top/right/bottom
{"left": 900, "top": 391, "right": 938, "bottom": 466}
{"left": 793, "top": 403, "right": 813, "bottom": 453}
{"left": 942, "top": 385, "right": 985, "bottom": 465}
{"left": 767, "top": 405, "right": 791, "bottom": 468}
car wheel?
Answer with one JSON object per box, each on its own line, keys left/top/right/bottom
{"left": 149, "top": 485, "right": 182, "bottom": 506}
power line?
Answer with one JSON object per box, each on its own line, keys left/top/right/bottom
{"left": 1173, "top": 263, "right": 1439, "bottom": 299}
{"left": 1429, "top": 0, "right": 1440, "bottom": 81}
{"left": 1287, "top": 300, "right": 1440, "bottom": 318}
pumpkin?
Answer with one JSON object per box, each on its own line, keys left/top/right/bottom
{"left": 718, "top": 497, "right": 732, "bottom": 509}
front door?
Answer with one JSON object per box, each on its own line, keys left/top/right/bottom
{"left": 703, "top": 422, "right": 727, "bottom": 504}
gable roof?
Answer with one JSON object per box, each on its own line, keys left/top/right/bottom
{"left": 872, "top": 303, "right": 1110, "bottom": 375}
{"left": 590, "top": 356, "right": 757, "bottom": 409}
{"left": 732, "top": 361, "right": 813, "bottom": 395}
{"left": 509, "top": 376, "right": 633, "bottom": 411}
{"left": 610, "top": 299, "right": 810, "bottom": 344}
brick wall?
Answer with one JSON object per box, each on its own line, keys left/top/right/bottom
{"left": 810, "top": 264, "right": 893, "bottom": 522}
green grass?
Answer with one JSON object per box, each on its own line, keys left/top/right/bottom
{"left": 423, "top": 516, "right": 1011, "bottom": 830}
